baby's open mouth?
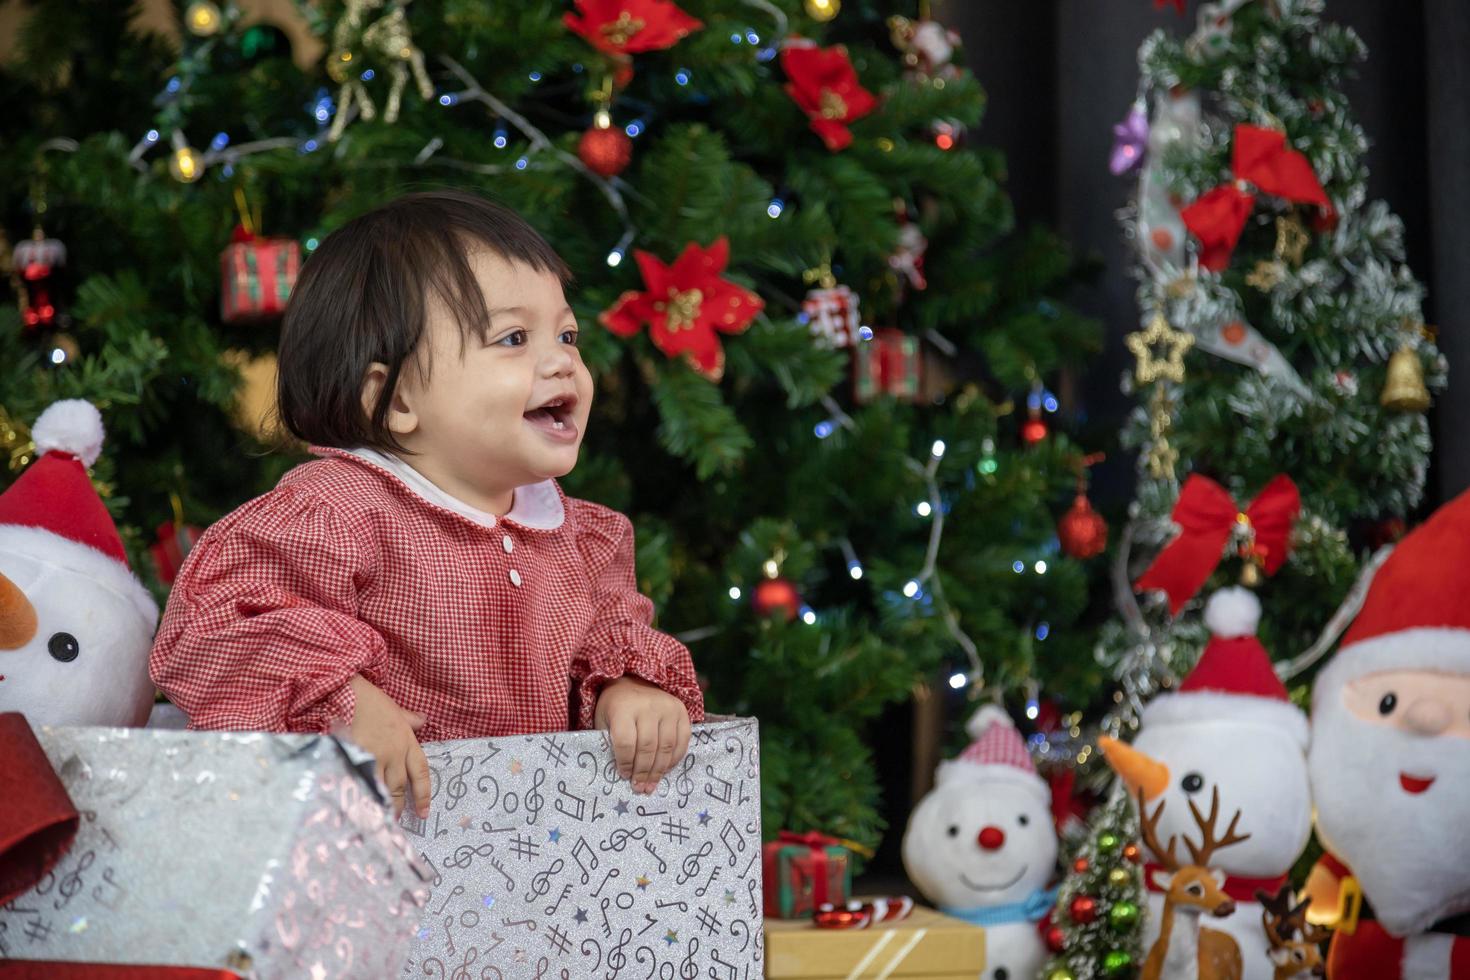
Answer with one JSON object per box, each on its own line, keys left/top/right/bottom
{"left": 524, "top": 395, "right": 578, "bottom": 436}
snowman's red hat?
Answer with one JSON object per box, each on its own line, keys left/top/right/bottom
{"left": 1141, "top": 587, "right": 1308, "bottom": 746}
{"left": 1314, "top": 489, "right": 1470, "bottom": 703}
{"left": 0, "top": 401, "right": 155, "bottom": 623}
{"left": 936, "top": 704, "right": 1051, "bottom": 802}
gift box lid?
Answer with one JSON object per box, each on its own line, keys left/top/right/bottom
{"left": 764, "top": 904, "right": 985, "bottom": 978}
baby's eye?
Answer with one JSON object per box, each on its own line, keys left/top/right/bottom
{"left": 495, "top": 329, "right": 528, "bottom": 347}
{"left": 560, "top": 328, "right": 580, "bottom": 346}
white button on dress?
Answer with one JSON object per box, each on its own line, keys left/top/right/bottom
{"left": 509, "top": 569, "right": 522, "bottom": 587}
{"left": 502, "top": 535, "right": 514, "bottom": 553}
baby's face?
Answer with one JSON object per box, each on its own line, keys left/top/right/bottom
{"left": 402, "top": 252, "right": 593, "bottom": 498}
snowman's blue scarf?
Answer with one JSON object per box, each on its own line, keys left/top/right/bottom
{"left": 941, "top": 887, "right": 1057, "bottom": 928}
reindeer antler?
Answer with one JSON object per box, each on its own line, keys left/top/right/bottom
{"left": 1136, "top": 788, "right": 1181, "bottom": 871}
{"left": 1183, "top": 786, "right": 1251, "bottom": 867}
{"left": 1257, "top": 884, "right": 1334, "bottom": 948}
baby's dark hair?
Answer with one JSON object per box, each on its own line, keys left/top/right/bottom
{"left": 276, "top": 188, "right": 570, "bottom": 452}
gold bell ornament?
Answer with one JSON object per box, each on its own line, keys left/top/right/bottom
{"left": 1380, "top": 346, "right": 1430, "bottom": 412}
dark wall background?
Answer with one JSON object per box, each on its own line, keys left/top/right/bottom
{"left": 938, "top": 0, "right": 1470, "bottom": 508}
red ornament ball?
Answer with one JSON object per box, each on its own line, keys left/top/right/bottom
{"left": 578, "top": 124, "right": 633, "bottom": 178}
{"left": 752, "top": 577, "right": 801, "bottom": 622}
{"left": 1073, "top": 857, "right": 1090, "bottom": 874}
{"left": 1021, "top": 417, "right": 1049, "bottom": 445}
{"left": 1122, "top": 843, "right": 1142, "bottom": 864}
{"left": 1058, "top": 493, "right": 1109, "bottom": 559}
{"left": 1045, "top": 924, "right": 1066, "bottom": 953}
{"left": 1069, "top": 896, "right": 1098, "bottom": 924}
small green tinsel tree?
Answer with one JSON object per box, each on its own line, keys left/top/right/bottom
{"left": 1044, "top": 788, "right": 1146, "bottom": 980}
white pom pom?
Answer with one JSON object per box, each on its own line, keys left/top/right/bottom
{"left": 965, "top": 703, "right": 1015, "bottom": 740}
{"left": 1204, "top": 587, "right": 1261, "bottom": 638}
{"left": 32, "top": 400, "right": 105, "bottom": 467}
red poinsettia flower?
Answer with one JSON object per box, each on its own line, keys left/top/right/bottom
{"left": 599, "top": 237, "right": 764, "bottom": 382}
{"left": 564, "top": 0, "right": 703, "bottom": 57}
{"left": 781, "top": 43, "right": 879, "bottom": 152}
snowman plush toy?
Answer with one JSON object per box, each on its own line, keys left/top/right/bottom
{"left": 903, "top": 705, "right": 1059, "bottom": 980}
{"left": 0, "top": 400, "right": 158, "bottom": 726}
{"left": 1100, "top": 587, "right": 1312, "bottom": 980}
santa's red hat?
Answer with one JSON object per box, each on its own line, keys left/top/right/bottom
{"left": 1142, "top": 587, "right": 1308, "bottom": 746}
{"left": 0, "top": 401, "right": 154, "bottom": 621}
{"left": 936, "top": 704, "right": 1051, "bottom": 802}
{"left": 1315, "top": 489, "right": 1470, "bottom": 700}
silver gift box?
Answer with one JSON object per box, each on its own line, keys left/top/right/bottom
{"left": 0, "top": 727, "right": 432, "bottom": 977}
{"left": 399, "top": 716, "right": 765, "bottom": 979}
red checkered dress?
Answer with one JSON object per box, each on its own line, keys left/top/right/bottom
{"left": 149, "top": 448, "right": 704, "bottom": 741}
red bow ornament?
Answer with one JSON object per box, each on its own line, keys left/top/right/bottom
{"left": 1180, "top": 125, "right": 1329, "bottom": 271}
{"left": 781, "top": 43, "right": 878, "bottom": 152}
{"left": 564, "top": 0, "right": 702, "bottom": 57}
{"left": 600, "top": 237, "right": 763, "bottom": 382}
{"left": 1135, "top": 474, "right": 1301, "bottom": 614}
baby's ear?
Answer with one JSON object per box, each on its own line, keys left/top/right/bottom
{"left": 362, "top": 361, "right": 418, "bottom": 436}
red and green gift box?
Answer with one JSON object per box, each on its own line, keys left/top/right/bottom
{"left": 220, "top": 227, "right": 301, "bottom": 324}
{"left": 853, "top": 328, "right": 921, "bottom": 403}
{"left": 763, "top": 830, "right": 855, "bottom": 919}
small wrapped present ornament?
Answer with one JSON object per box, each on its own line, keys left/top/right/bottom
{"left": 765, "top": 903, "right": 986, "bottom": 978}
{"left": 220, "top": 225, "right": 300, "bottom": 324}
{"left": 0, "top": 718, "right": 432, "bottom": 976}
{"left": 762, "top": 830, "right": 854, "bottom": 920}
{"left": 802, "top": 285, "right": 861, "bottom": 350}
{"left": 853, "top": 328, "right": 921, "bottom": 404}
{"left": 400, "top": 716, "right": 764, "bottom": 979}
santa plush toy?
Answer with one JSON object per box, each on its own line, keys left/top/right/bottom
{"left": 902, "top": 705, "right": 1058, "bottom": 980}
{"left": 1306, "top": 490, "right": 1470, "bottom": 978}
{"left": 1101, "top": 588, "right": 1312, "bottom": 980}
{"left": 0, "top": 400, "right": 157, "bottom": 726}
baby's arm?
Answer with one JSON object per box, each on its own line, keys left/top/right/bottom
{"left": 150, "top": 488, "right": 389, "bottom": 735}
{"left": 570, "top": 502, "right": 704, "bottom": 793}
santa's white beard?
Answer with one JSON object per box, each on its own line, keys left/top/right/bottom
{"left": 1309, "top": 687, "right": 1470, "bottom": 936}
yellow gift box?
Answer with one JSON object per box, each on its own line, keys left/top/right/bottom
{"left": 764, "top": 903, "right": 985, "bottom": 978}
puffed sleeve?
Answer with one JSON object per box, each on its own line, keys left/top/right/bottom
{"left": 569, "top": 501, "right": 705, "bottom": 730}
{"left": 149, "top": 487, "right": 388, "bottom": 733}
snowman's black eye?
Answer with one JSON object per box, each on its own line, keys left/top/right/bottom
{"left": 48, "top": 632, "right": 79, "bottom": 662}
{"left": 993, "top": 969, "right": 1010, "bottom": 980}
{"left": 1018, "top": 814, "right": 1030, "bottom": 827}
{"left": 1379, "top": 692, "right": 1397, "bottom": 715}
{"left": 1181, "top": 772, "right": 1204, "bottom": 794}
{"left": 947, "top": 824, "right": 959, "bottom": 837}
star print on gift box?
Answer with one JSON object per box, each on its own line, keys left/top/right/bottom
{"left": 600, "top": 237, "right": 764, "bottom": 382}
{"left": 1126, "top": 312, "right": 1195, "bottom": 384}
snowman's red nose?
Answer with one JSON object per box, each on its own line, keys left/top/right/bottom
{"left": 977, "top": 826, "right": 1005, "bottom": 850}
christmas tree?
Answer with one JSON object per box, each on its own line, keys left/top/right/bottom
{"left": 1042, "top": 789, "right": 1146, "bottom": 980}
{"left": 1094, "top": 0, "right": 1443, "bottom": 729}
{"left": 0, "top": 0, "right": 1101, "bottom": 849}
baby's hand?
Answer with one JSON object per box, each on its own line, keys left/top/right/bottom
{"left": 348, "top": 674, "right": 432, "bottom": 819}
{"left": 594, "top": 676, "right": 692, "bottom": 795}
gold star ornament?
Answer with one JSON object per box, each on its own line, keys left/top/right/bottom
{"left": 1126, "top": 313, "right": 1195, "bottom": 385}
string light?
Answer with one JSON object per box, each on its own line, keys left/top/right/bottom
{"left": 360, "top": 69, "right": 375, "bottom": 81}
{"left": 606, "top": 247, "right": 625, "bottom": 267}
{"left": 1012, "top": 561, "right": 1025, "bottom": 574}
{"left": 848, "top": 561, "right": 863, "bottom": 580}
{"left": 528, "top": 71, "right": 542, "bottom": 82}
{"left": 813, "top": 420, "right": 835, "bottom": 439}
{"left": 1025, "top": 699, "right": 1040, "bottom": 720}
{"left": 747, "top": 31, "right": 760, "bottom": 44}
{"left": 948, "top": 672, "right": 968, "bottom": 690}
{"left": 800, "top": 606, "right": 817, "bottom": 625}
{"left": 857, "top": 325, "right": 874, "bottom": 341}
{"left": 930, "top": 439, "right": 946, "bottom": 458}
{"left": 766, "top": 198, "right": 784, "bottom": 218}
{"left": 1034, "top": 560, "right": 1048, "bottom": 574}
{"left": 624, "top": 120, "right": 645, "bottom": 137}
{"left": 902, "top": 580, "right": 921, "bottom": 598}
{"left": 209, "top": 132, "right": 230, "bottom": 151}
{"left": 1036, "top": 622, "right": 1050, "bottom": 640}
{"left": 728, "top": 586, "right": 742, "bottom": 600}
{"left": 674, "top": 69, "right": 691, "bottom": 86}
{"left": 515, "top": 156, "right": 528, "bottom": 170}
{"left": 49, "top": 346, "right": 67, "bottom": 365}
{"left": 730, "top": 32, "right": 744, "bottom": 43}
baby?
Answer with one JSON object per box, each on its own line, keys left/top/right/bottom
{"left": 151, "top": 189, "right": 703, "bottom": 816}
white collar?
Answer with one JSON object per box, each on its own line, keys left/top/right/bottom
{"left": 346, "top": 448, "right": 565, "bottom": 531}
